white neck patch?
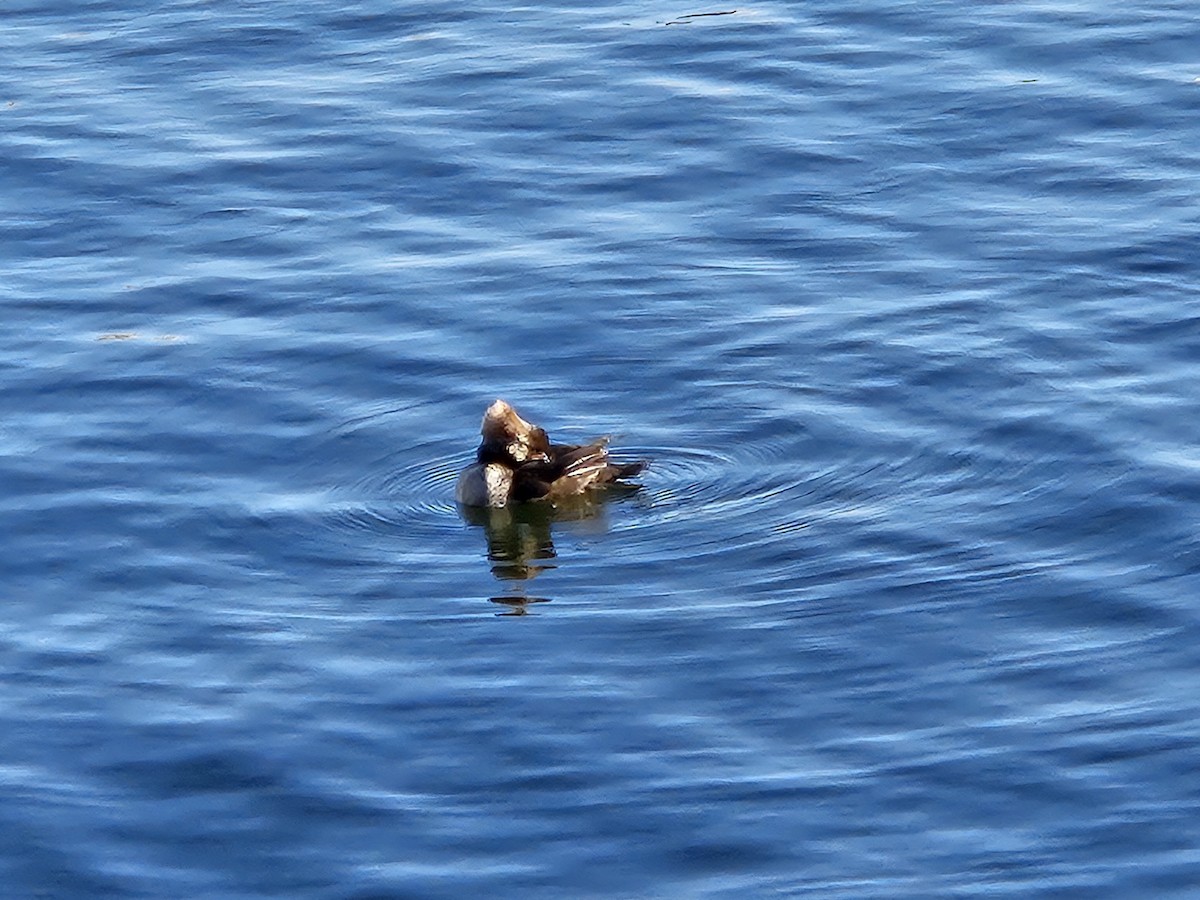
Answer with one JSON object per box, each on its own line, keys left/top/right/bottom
{"left": 485, "top": 463, "right": 513, "bottom": 507}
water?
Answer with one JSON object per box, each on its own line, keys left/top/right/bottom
{"left": 3, "top": 1, "right": 1199, "bottom": 896}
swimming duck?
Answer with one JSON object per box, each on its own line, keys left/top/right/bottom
{"left": 455, "top": 400, "right": 646, "bottom": 508}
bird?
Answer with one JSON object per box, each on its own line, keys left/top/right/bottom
{"left": 455, "top": 400, "right": 646, "bottom": 508}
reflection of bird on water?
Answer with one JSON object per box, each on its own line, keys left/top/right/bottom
{"left": 460, "top": 492, "right": 638, "bottom": 614}
{"left": 456, "top": 400, "right": 646, "bottom": 508}
{"left": 460, "top": 503, "right": 555, "bottom": 615}
{"left": 459, "top": 502, "right": 558, "bottom": 581}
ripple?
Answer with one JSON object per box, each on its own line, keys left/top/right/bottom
{"left": 604, "top": 422, "right": 1142, "bottom": 592}
{"left": 607, "top": 440, "right": 853, "bottom": 563}
{"left": 324, "top": 440, "right": 468, "bottom": 540}
{"left": 299, "top": 402, "right": 1145, "bottom": 599}
{"left": 306, "top": 412, "right": 930, "bottom": 568}
{"left": 618, "top": 445, "right": 737, "bottom": 513}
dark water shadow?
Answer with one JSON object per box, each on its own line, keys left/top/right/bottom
{"left": 458, "top": 487, "right": 641, "bottom": 615}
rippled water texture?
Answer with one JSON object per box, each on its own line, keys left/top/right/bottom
{"left": 3, "top": 1, "right": 1200, "bottom": 897}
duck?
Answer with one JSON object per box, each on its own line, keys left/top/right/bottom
{"left": 455, "top": 400, "right": 646, "bottom": 508}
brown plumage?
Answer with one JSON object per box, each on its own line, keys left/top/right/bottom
{"left": 456, "top": 400, "right": 646, "bottom": 507}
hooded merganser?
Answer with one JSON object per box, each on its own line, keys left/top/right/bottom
{"left": 455, "top": 400, "right": 646, "bottom": 508}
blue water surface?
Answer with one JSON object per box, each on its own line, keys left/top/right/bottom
{"left": 3, "top": 1, "right": 1200, "bottom": 897}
